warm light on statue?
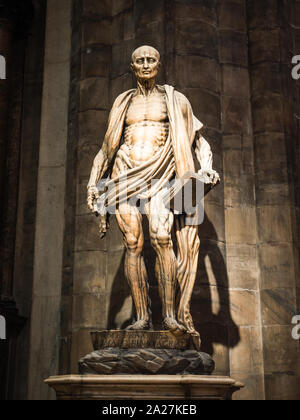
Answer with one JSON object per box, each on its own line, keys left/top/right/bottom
{"left": 87, "top": 46, "right": 220, "bottom": 338}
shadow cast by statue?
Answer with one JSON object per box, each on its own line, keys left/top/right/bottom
{"left": 192, "top": 213, "right": 240, "bottom": 356}
{"left": 107, "top": 211, "right": 240, "bottom": 357}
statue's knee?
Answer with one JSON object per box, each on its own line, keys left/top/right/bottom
{"left": 152, "top": 232, "right": 171, "bottom": 249}
{"left": 125, "top": 233, "right": 142, "bottom": 254}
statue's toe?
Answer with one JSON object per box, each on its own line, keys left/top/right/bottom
{"left": 163, "top": 317, "right": 186, "bottom": 336}
{"left": 126, "top": 320, "right": 149, "bottom": 331}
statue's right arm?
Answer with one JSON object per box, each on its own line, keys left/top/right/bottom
{"left": 87, "top": 140, "right": 109, "bottom": 214}
{"left": 86, "top": 89, "right": 133, "bottom": 215}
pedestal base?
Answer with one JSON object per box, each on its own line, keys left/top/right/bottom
{"left": 45, "top": 375, "right": 243, "bottom": 400}
{"left": 79, "top": 348, "right": 214, "bottom": 375}
{"left": 80, "top": 331, "right": 212, "bottom": 375}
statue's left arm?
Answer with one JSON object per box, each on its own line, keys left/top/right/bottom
{"left": 174, "top": 89, "right": 220, "bottom": 185}
{"left": 195, "top": 135, "right": 220, "bottom": 185}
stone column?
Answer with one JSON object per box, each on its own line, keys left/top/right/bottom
{"left": 247, "top": 0, "right": 300, "bottom": 400}
{"left": 62, "top": 0, "right": 115, "bottom": 374}
{"left": 27, "top": 0, "right": 72, "bottom": 400}
{"left": 0, "top": 1, "right": 34, "bottom": 300}
{"left": 0, "top": 17, "right": 13, "bottom": 296}
{"left": 0, "top": 0, "right": 33, "bottom": 401}
{"left": 0, "top": 18, "right": 11, "bottom": 188}
{"left": 220, "top": 0, "right": 265, "bottom": 399}
{"left": 12, "top": 0, "right": 47, "bottom": 400}
{"left": 283, "top": 0, "right": 300, "bottom": 328}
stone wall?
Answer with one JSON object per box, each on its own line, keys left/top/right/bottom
{"left": 247, "top": 0, "right": 300, "bottom": 400}
{"left": 220, "top": 0, "right": 264, "bottom": 399}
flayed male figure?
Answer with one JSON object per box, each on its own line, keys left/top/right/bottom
{"left": 87, "top": 46, "right": 219, "bottom": 336}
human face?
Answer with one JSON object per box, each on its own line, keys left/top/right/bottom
{"left": 131, "top": 47, "right": 160, "bottom": 82}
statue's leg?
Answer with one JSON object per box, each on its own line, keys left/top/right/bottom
{"left": 147, "top": 192, "right": 186, "bottom": 334}
{"left": 116, "top": 202, "right": 150, "bottom": 330}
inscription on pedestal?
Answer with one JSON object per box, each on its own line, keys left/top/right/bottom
{"left": 91, "top": 330, "right": 201, "bottom": 351}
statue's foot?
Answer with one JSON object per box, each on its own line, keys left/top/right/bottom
{"left": 126, "top": 319, "right": 150, "bottom": 331}
{"left": 163, "top": 317, "right": 186, "bottom": 336}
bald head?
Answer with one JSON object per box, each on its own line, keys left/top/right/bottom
{"left": 131, "top": 46, "right": 161, "bottom": 82}
{"left": 131, "top": 46, "right": 160, "bottom": 63}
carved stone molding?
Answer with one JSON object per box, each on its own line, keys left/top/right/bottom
{"left": 45, "top": 375, "right": 244, "bottom": 400}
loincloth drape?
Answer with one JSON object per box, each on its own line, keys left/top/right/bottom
{"left": 97, "top": 135, "right": 176, "bottom": 213}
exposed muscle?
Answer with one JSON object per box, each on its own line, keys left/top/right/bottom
{"left": 116, "top": 90, "right": 169, "bottom": 167}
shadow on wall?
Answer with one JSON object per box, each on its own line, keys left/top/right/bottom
{"left": 107, "top": 212, "right": 240, "bottom": 356}
{"left": 193, "top": 213, "right": 240, "bottom": 355}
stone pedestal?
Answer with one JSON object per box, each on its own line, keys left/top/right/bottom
{"left": 45, "top": 330, "right": 243, "bottom": 399}
{"left": 45, "top": 375, "right": 243, "bottom": 400}
{"left": 79, "top": 348, "right": 215, "bottom": 376}
{"left": 79, "top": 330, "right": 214, "bottom": 375}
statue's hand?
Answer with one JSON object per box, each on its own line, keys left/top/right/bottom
{"left": 87, "top": 185, "right": 109, "bottom": 238}
{"left": 198, "top": 169, "right": 220, "bottom": 185}
{"left": 87, "top": 185, "right": 100, "bottom": 215}
{"left": 99, "top": 214, "right": 109, "bottom": 239}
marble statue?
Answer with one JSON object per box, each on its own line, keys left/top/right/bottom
{"left": 87, "top": 46, "right": 220, "bottom": 338}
